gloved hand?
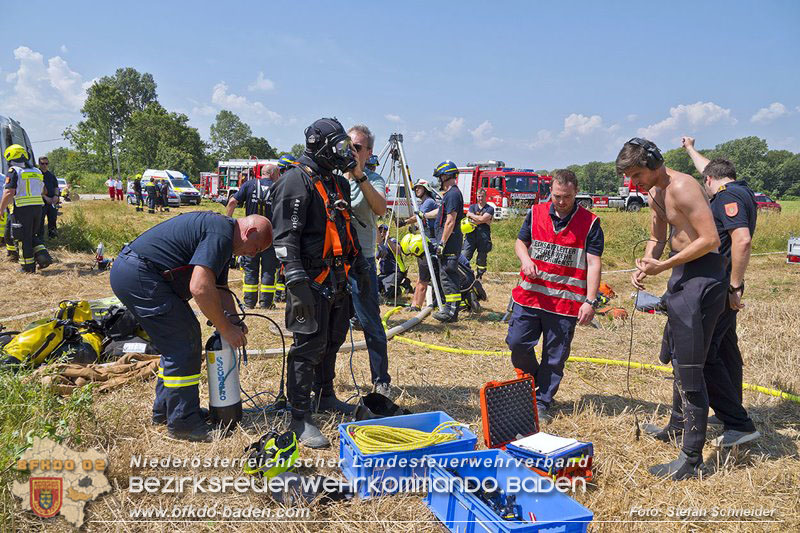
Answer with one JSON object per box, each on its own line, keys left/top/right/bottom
{"left": 286, "top": 280, "right": 318, "bottom": 334}
{"left": 431, "top": 241, "right": 444, "bottom": 257}
{"left": 397, "top": 218, "right": 407, "bottom": 228}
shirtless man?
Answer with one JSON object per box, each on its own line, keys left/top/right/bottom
{"left": 616, "top": 138, "right": 725, "bottom": 480}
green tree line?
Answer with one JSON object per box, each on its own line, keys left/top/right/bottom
{"left": 49, "top": 67, "right": 302, "bottom": 186}
{"left": 552, "top": 137, "right": 800, "bottom": 199}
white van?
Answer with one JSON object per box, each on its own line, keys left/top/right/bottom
{"left": 140, "top": 169, "right": 201, "bottom": 205}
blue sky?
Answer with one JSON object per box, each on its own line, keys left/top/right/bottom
{"left": 2, "top": 0, "right": 798, "bottom": 175}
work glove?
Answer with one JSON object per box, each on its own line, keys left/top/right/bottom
{"left": 397, "top": 218, "right": 407, "bottom": 228}
{"left": 431, "top": 241, "right": 444, "bottom": 257}
{"left": 286, "top": 280, "right": 318, "bottom": 334}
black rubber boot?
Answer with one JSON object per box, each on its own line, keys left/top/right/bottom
{"left": 148, "top": 209, "right": 155, "bottom": 214}
{"left": 289, "top": 413, "right": 330, "bottom": 449}
{"left": 20, "top": 263, "right": 36, "bottom": 274}
{"left": 648, "top": 451, "right": 703, "bottom": 480}
{"left": 167, "top": 423, "right": 212, "bottom": 443}
{"left": 643, "top": 423, "right": 684, "bottom": 445}
{"left": 315, "top": 393, "right": 355, "bottom": 415}
{"left": 34, "top": 250, "right": 53, "bottom": 270}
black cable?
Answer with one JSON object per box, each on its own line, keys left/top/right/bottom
{"left": 345, "top": 320, "right": 362, "bottom": 403}
{"left": 627, "top": 237, "right": 667, "bottom": 440}
{"left": 214, "top": 286, "right": 289, "bottom": 414}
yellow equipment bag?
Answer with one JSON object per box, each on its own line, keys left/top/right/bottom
{"left": 56, "top": 300, "right": 93, "bottom": 323}
{"left": 1, "top": 320, "right": 66, "bottom": 366}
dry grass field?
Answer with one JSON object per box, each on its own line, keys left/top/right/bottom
{"left": 2, "top": 198, "right": 799, "bottom": 532}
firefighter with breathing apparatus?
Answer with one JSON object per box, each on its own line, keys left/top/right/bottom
{"left": 0, "top": 144, "right": 54, "bottom": 272}
{"left": 270, "top": 117, "right": 372, "bottom": 449}
{"left": 109, "top": 211, "right": 273, "bottom": 442}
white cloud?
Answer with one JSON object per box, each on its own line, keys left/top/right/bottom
{"left": 441, "top": 117, "right": 464, "bottom": 141}
{"left": 750, "top": 102, "right": 788, "bottom": 124}
{"left": 209, "top": 81, "right": 281, "bottom": 123}
{"left": 60, "top": 44, "right": 68, "bottom": 54}
{"left": 411, "top": 130, "right": 427, "bottom": 143}
{"left": 470, "top": 120, "right": 502, "bottom": 149}
{"left": 527, "top": 129, "right": 554, "bottom": 149}
{"left": 638, "top": 101, "right": 736, "bottom": 139}
{"left": 0, "top": 46, "right": 92, "bottom": 145}
{"left": 247, "top": 72, "right": 275, "bottom": 92}
{"left": 561, "top": 113, "right": 604, "bottom": 138}
{"left": 385, "top": 113, "right": 403, "bottom": 123}
{"left": 626, "top": 114, "right": 638, "bottom": 122}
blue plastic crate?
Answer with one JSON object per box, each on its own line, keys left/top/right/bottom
{"left": 424, "top": 449, "right": 593, "bottom": 533}
{"left": 339, "top": 411, "right": 477, "bottom": 498}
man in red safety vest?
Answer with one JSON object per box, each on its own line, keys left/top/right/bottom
{"left": 505, "top": 169, "right": 604, "bottom": 421}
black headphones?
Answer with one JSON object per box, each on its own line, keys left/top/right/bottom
{"left": 626, "top": 137, "right": 664, "bottom": 170}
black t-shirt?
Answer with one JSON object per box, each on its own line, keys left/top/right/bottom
{"left": 710, "top": 180, "right": 757, "bottom": 264}
{"left": 233, "top": 177, "right": 274, "bottom": 217}
{"left": 517, "top": 203, "right": 604, "bottom": 257}
{"left": 133, "top": 179, "right": 142, "bottom": 193}
{"left": 129, "top": 211, "right": 234, "bottom": 285}
{"left": 435, "top": 186, "right": 464, "bottom": 254}
{"left": 4, "top": 168, "right": 19, "bottom": 190}
{"left": 42, "top": 170, "right": 58, "bottom": 198}
{"left": 468, "top": 203, "right": 494, "bottom": 239}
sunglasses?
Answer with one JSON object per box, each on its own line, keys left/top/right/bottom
{"left": 353, "top": 143, "right": 364, "bottom": 153}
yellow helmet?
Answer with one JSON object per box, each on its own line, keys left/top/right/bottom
{"left": 461, "top": 217, "right": 476, "bottom": 234}
{"left": 135, "top": 173, "right": 142, "bottom": 179}
{"left": 4, "top": 144, "right": 28, "bottom": 162}
{"left": 400, "top": 233, "right": 425, "bottom": 257}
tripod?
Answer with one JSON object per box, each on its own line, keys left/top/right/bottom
{"left": 374, "top": 133, "right": 445, "bottom": 313}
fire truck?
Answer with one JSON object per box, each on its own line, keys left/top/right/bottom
{"left": 574, "top": 176, "right": 649, "bottom": 211}
{"left": 456, "top": 162, "right": 552, "bottom": 219}
{"left": 204, "top": 158, "right": 278, "bottom": 200}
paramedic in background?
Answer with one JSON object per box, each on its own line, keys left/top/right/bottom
{"left": 505, "top": 169, "right": 603, "bottom": 422}
{"left": 462, "top": 188, "right": 494, "bottom": 279}
{"left": 346, "top": 124, "right": 391, "bottom": 396}
{"left": 106, "top": 176, "right": 116, "bottom": 200}
{"left": 116, "top": 177, "right": 124, "bottom": 201}
{"left": 681, "top": 136, "right": 760, "bottom": 448}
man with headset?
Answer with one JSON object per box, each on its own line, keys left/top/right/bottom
{"left": 617, "top": 138, "right": 726, "bottom": 480}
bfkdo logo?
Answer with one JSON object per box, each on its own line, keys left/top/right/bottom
{"left": 30, "top": 477, "right": 63, "bottom": 518}
{"left": 12, "top": 437, "right": 111, "bottom": 527}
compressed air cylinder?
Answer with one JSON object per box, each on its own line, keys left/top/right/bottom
{"left": 205, "top": 332, "right": 242, "bottom": 428}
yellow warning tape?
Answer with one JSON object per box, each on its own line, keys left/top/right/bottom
{"left": 382, "top": 308, "right": 800, "bottom": 405}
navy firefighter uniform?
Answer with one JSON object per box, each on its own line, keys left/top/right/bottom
{"left": 462, "top": 201, "right": 494, "bottom": 278}
{"left": 431, "top": 161, "right": 465, "bottom": 322}
{"left": 2, "top": 146, "right": 53, "bottom": 272}
{"left": 110, "top": 211, "right": 237, "bottom": 440}
{"left": 232, "top": 175, "right": 279, "bottom": 308}
{"left": 704, "top": 180, "right": 758, "bottom": 432}
{"left": 506, "top": 201, "right": 604, "bottom": 409}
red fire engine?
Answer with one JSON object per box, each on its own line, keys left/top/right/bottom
{"left": 456, "top": 162, "right": 552, "bottom": 218}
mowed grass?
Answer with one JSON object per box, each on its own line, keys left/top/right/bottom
{"left": 1, "top": 196, "right": 799, "bottom": 531}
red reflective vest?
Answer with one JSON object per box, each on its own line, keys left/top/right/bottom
{"left": 511, "top": 202, "right": 598, "bottom": 317}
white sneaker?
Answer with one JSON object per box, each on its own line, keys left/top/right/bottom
{"left": 711, "top": 429, "right": 761, "bottom": 448}
{"left": 374, "top": 382, "right": 391, "bottom": 397}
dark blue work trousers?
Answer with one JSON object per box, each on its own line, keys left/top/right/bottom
{"left": 505, "top": 303, "right": 577, "bottom": 408}
{"left": 110, "top": 248, "right": 204, "bottom": 431}
{"left": 348, "top": 257, "right": 390, "bottom": 385}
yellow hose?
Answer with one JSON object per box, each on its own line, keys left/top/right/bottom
{"left": 347, "top": 421, "right": 465, "bottom": 455}
{"left": 381, "top": 308, "right": 800, "bottom": 405}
